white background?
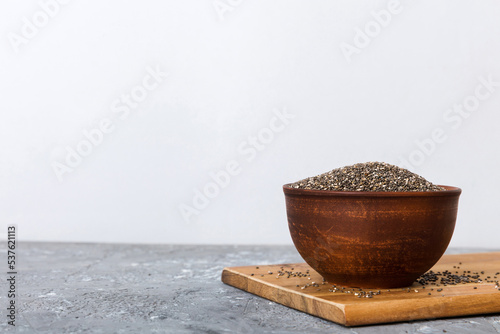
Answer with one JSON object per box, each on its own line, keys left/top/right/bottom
{"left": 1, "top": 0, "right": 499, "bottom": 247}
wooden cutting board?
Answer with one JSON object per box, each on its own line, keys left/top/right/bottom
{"left": 221, "top": 252, "right": 500, "bottom": 326}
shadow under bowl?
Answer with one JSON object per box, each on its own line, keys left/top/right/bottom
{"left": 283, "top": 184, "right": 461, "bottom": 288}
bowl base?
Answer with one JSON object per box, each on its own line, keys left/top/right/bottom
{"left": 321, "top": 273, "right": 418, "bottom": 289}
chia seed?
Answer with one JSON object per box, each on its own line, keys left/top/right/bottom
{"left": 290, "top": 162, "right": 445, "bottom": 192}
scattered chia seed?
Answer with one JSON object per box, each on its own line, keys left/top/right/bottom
{"left": 249, "top": 263, "right": 497, "bottom": 300}
{"left": 290, "top": 162, "right": 445, "bottom": 192}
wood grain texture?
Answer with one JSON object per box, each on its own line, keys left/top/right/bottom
{"left": 221, "top": 252, "right": 500, "bottom": 326}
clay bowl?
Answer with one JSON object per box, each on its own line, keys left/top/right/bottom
{"left": 283, "top": 185, "right": 461, "bottom": 288}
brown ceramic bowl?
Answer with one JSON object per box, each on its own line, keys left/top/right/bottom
{"left": 283, "top": 185, "right": 461, "bottom": 288}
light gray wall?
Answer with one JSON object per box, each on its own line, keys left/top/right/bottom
{"left": 1, "top": 0, "right": 499, "bottom": 247}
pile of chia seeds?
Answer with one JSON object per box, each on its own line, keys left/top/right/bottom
{"left": 290, "top": 162, "right": 445, "bottom": 192}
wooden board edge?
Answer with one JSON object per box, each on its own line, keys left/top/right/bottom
{"left": 439, "top": 251, "right": 500, "bottom": 262}
{"left": 343, "top": 293, "right": 500, "bottom": 326}
{"left": 221, "top": 267, "right": 348, "bottom": 326}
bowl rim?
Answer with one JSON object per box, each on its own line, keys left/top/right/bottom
{"left": 283, "top": 184, "right": 462, "bottom": 197}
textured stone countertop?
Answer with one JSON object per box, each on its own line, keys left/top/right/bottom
{"left": 1, "top": 242, "right": 499, "bottom": 333}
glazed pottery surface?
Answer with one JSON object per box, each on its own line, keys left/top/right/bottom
{"left": 283, "top": 185, "right": 462, "bottom": 288}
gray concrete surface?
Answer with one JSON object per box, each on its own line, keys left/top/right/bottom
{"left": 0, "top": 242, "right": 499, "bottom": 333}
